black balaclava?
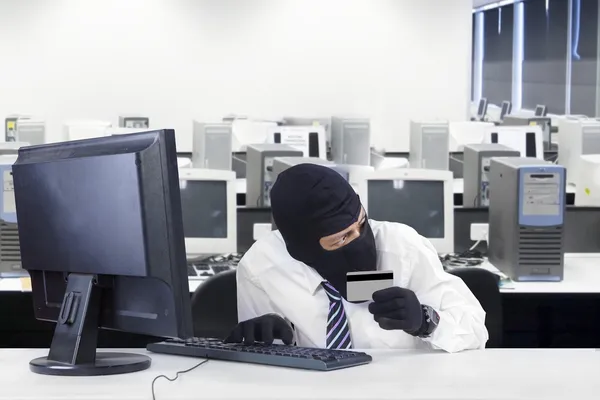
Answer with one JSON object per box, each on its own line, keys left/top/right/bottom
{"left": 270, "top": 163, "right": 377, "bottom": 299}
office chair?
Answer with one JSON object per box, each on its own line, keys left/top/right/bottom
{"left": 449, "top": 268, "right": 503, "bottom": 348}
{"left": 191, "top": 269, "right": 238, "bottom": 339}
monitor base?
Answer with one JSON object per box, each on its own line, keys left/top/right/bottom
{"left": 30, "top": 352, "right": 151, "bottom": 376}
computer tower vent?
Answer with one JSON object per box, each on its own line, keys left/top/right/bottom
{"left": 0, "top": 222, "right": 20, "bottom": 262}
{"left": 517, "top": 226, "right": 563, "bottom": 266}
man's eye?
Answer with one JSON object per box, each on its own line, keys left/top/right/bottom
{"left": 336, "top": 235, "right": 348, "bottom": 246}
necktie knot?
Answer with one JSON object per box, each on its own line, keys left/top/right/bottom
{"left": 322, "top": 281, "right": 341, "bottom": 301}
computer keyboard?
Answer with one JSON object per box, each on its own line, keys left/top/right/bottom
{"left": 187, "top": 254, "right": 242, "bottom": 279}
{"left": 147, "top": 338, "right": 372, "bottom": 371}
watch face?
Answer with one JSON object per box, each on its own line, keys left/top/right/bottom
{"left": 421, "top": 306, "right": 440, "bottom": 338}
{"left": 430, "top": 308, "right": 440, "bottom": 326}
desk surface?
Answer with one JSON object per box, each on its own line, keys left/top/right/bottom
{"left": 0, "top": 348, "right": 598, "bottom": 400}
{"left": 494, "top": 253, "right": 600, "bottom": 294}
{"left": 2, "top": 254, "right": 600, "bottom": 295}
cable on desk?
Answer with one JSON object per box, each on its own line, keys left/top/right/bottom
{"left": 151, "top": 359, "right": 210, "bottom": 400}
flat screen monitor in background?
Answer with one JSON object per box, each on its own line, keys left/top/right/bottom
{"left": 179, "top": 168, "right": 237, "bottom": 258}
{"left": 477, "top": 98, "right": 488, "bottom": 120}
{"left": 13, "top": 130, "right": 192, "bottom": 376}
{"left": 354, "top": 169, "right": 454, "bottom": 254}
{"left": 500, "top": 101, "right": 512, "bottom": 121}
{"left": 534, "top": 105, "right": 548, "bottom": 117}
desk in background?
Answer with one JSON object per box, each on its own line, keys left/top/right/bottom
{"left": 0, "top": 348, "right": 598, "bottom": 400}
{"left": 2, "top": 254, "right": 600, "bottom": 349}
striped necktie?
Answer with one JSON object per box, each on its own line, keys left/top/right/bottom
{"left": 322, "top": 281, "right": 353, "bottom": 350}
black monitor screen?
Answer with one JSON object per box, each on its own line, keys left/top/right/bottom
{"left": 180, "top": 180, "right": 227, "bottom": 238}
{"left": 367, "top": 180, "right": 445, "bottom": 238}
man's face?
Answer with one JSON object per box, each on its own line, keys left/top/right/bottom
{"left": 319, "top": 207, "right": 366, "bottom": 251}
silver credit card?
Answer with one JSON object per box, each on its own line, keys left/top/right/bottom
{"left": 346, "top": 270, "right": 394, "bottom": 302}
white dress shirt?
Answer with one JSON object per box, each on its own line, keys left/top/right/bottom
{"left": 236, "top": 220, "right": 489, "bottom": 353}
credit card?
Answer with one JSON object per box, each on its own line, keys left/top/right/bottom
{"left": 346, "top": 270, "right": 394, "bottom": 302}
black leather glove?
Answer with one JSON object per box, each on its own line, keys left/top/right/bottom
{"left": 225, "top": 314, "right": 294, "bottom": 345}
{"left": 368, "top": 287, "right": 424, "bottom": 335}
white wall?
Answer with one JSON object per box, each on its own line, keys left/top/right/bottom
{"left": 0, "top": 0, "right": 473, "bottom": 152}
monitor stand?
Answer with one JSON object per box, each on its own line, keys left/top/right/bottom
{"left": 29, "top": 273, "right": 151, "bottom": 376}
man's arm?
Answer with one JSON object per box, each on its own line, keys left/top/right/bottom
{"left": 233, "top": 257, "right": 296, "bottom": 345}
{"left": 408, "top": 236, "right": 489, "bottom": 352}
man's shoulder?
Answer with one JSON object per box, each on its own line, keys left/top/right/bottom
{"left": 371, "top": 220, "right": 425, "bottom": 252}
{"left": 238, "top": 230, "right": 291, "bottom": 275}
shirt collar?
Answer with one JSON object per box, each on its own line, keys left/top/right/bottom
{"left": 303, "top": 263, "right": 325, "bottom": 296}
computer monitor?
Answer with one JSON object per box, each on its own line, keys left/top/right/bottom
{"left": 64, "top": 121, "right": 112, "bottom": 141}
{"left": 106, "top": 127, "right": 148, "bottom": 135}
{"left": 13, "top": 130, "right": 192, "bottom": 376}
{"left": 534, "top": 105, "right": 547, "bottom": 117}
{"left": 484, "top": 126, "right": 544, "bottom": 160}
{"left": 267, "top": 125, "right": 327, "bottom": 160}
{"left": 282, "top": 117, "right": 332, "bottom": 143}
{"left": 354, "top": 169, "right": 454, "bottom": 254}
{"left": 500, "top": 101, "right": 512, "bottom": 120}
{"left": 477, "top": 98, "right": 488, "bottom": 120}
{"left": 118, "top": 115, "right": 149, "bottom": 129}
{"left": 558, "top": 118, "right": 600, "bottom": 185}
{"left": 575, "top": 154, "right": 600, "bottom": 206}
{"left": 448, "top": 121, "right": 494, "bottom": 152}
{"left": 178, "top": 168, "right": 237, "bottom": 258}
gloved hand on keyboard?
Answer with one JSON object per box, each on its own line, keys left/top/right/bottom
{"left": 368, "top": 287, "right": 424, "bottom": 335}
{"left": 225, "top": 314, "right": 294, "bottom": 345}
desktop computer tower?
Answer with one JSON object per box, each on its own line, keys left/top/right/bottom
{"left": 246, "top": 144, "right": 302, "bottom": 207}
{"left": 0, "top": 158, "right": 22, "bottom": 277}
{"left": 4, "top": 116, "right": 22, "bottom": 142}
{"left": 409, "top": 121, "right": 450, "bottom": 171}
{"left": 192, "top": 122, "right": 233, "bottom": 170}
{"left": 331, "top": 117, "right": 371, "bottom": 166}
{"left": 271, "top": 157, "right": 333, "bottom": 178}
{"left": 463, "top": 144, "right": 520, "bottom": 207}
{"left": 118, "top": 115, "right": 149, "bottom": 129}
{"left": 488, "top": 157, "right": 566, "bottom": 282}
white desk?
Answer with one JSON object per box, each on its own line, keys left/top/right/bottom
{"left": 452, "top": 178, "right": 577, "bottom": 195}
{"left": 489, "top": 253, "right": 600, "bottom": 294}
{"left": 2, "top": 254, "right": 600, "bottom": 295}
{"left": 0, "top": 348, "right": 598, "bottom": 399}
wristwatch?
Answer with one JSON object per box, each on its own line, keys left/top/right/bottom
{"left": 418, "top": 305, "right": 440, "bottom": 338}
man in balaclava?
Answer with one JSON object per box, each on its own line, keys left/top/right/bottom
{"left": 226, "top": 164, "right": 487, "bottom": 352}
